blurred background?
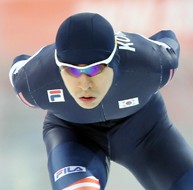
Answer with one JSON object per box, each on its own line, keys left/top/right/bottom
{"left": 1, "top": 0, "right": 193, "bottom": 189}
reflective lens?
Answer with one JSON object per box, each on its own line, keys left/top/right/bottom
{"left": 65, "top": 64, "right": 106, "bottom": 77}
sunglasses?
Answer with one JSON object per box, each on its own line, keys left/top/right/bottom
{"left": 55, "top": 41, "right": 117, "bottom": 77}
{"left": 63, "top": 64, "right": 107, "bottom": 77}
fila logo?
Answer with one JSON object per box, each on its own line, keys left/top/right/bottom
{"left": 118, "top": 97, "right": 139, "bottom": 109}
{"left": 54, "top": 166, "right": 86, "bottom": 182}
{"left": 47, "top": 89, "right": 65, "bottom": 102}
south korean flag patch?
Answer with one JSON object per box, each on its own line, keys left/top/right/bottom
{"left": 47, "top": 89, "right": 65, "bottom": 103}
{"left": 118, "top": 97, "right": 139, "bottom": 109}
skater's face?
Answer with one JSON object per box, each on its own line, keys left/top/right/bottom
{"left": 60, "top": 64, "right": 114, "bottom": 109}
